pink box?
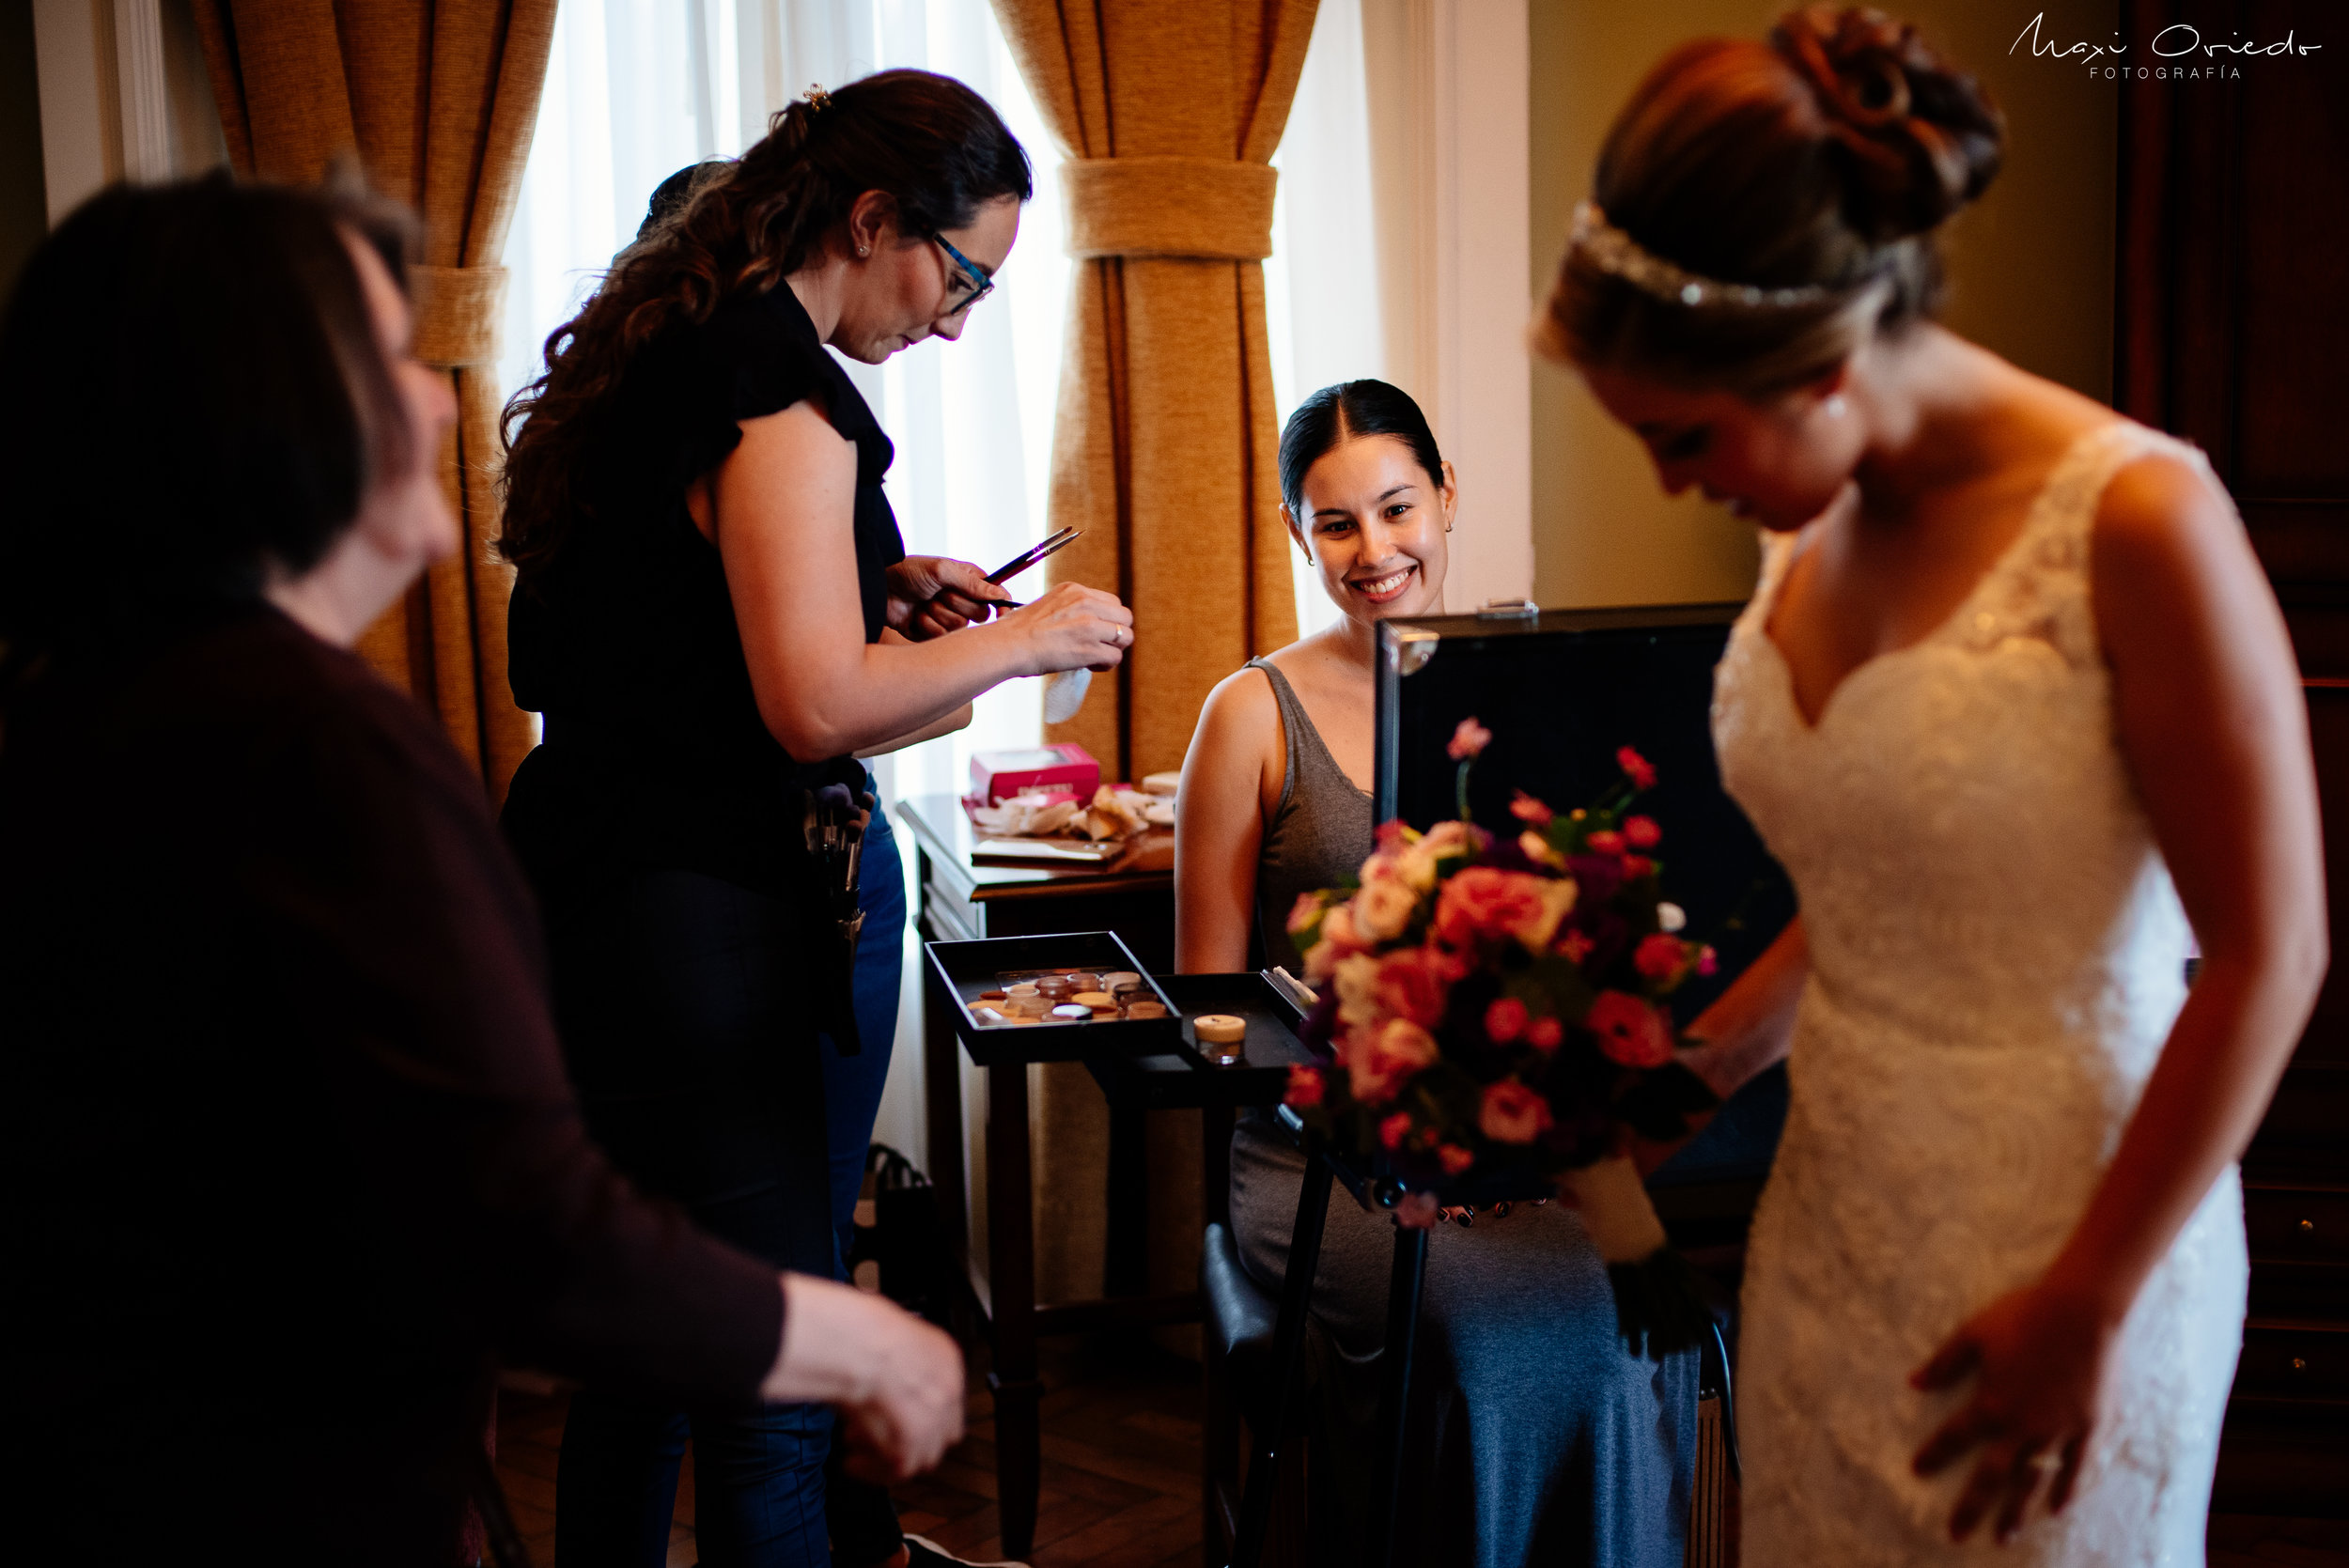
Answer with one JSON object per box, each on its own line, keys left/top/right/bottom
{"left": 969, "top": 743, "right": 1099, "bottom": 805}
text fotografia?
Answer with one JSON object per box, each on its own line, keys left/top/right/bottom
{"left": 2012, "top": 12, "right": 2320, "bottom": 80}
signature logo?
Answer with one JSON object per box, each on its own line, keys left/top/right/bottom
{"left": 2011, "top": 11, "right": 2321, "bottom": 79}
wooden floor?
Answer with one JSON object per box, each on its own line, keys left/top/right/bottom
{"left": 492, "top": 1347, "right": 2348, "bottom": 1568}
{"left": 492, "top": 1335, "right": 1206, "bottom": 1568}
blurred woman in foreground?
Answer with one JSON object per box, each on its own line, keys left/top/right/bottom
{"left": 0, "top": 175, "right": 961, "bottom": 1565}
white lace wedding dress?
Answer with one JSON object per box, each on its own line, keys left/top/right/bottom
{"left": 1711, "top": 420, "right": 2248, "bottom": 1565}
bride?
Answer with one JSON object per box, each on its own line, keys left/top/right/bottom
{"left": 1536, "top": 7, "right": 2325, "bottom": 1562}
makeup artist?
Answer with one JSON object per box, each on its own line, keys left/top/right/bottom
{"left": 496, "top": 70, "right": 1130, "bottom": 1568}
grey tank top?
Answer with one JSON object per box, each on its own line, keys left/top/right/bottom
{"left": 1248, "top": 657, "right": 1376, "bottom": 974}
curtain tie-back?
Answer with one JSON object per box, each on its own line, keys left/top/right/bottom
{"left": 410, "top": 264, "right": 510, "bottom": 368}
{"left": 1062, "top": 157, "right": 1278, "bottom": 261}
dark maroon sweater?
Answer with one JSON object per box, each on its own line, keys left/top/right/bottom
{"left": 0, "top": 604, "right": 781, "bottom": 1562}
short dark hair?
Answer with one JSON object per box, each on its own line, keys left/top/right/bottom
{"left": 0, "top": 172, "right": 416, "bottom": 679}
{"left": 1278, "top": 380, "right": 1447, "bottom": 521}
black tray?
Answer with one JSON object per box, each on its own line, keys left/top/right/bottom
{"left": 924, "top": 930, "right": 1181, "bottom": 1064}
{"left": 1083, "top": 972, "right": 1316, "bottom": 1110}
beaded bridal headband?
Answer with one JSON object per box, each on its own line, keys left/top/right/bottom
{"left": 1569, "top": 202, "right": 1835, "bottom": 311}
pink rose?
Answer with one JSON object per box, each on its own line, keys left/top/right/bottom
{"left": 1448, "top": 717, "right": 1493, "bottom": 760}
{"left": 1585, "top": 830, "right": 1625, "bottom": 856}
{"left": 1304, "top": 903, "right": 1367, "bottom": 983}
{"left": 1696, "top": 945, "right": 1719, "bottom": 976}
{"left": 1375, "top": 945, "right": 1455, "bottom": 1028}
{"left": 1623, "top": 815, "right": 1661, "bottom": 849}
{"left": 1286, "top": 891, "right": 1325, "bottom": 935}
{"left": 1419, "top": 820, "right": 1476, "bottom": 860}
{"left": 1347, "top": 1017, "right": 1439, "bottom": 1103}
{"left": 1478, "top": 1079, "right": 1556, "bottom": 1144}
{"left": 1375, "top": 818, "right": 1416, "bottom": 854}
{"left": 1586, "top": 990, "right": 1675, "bottom": 1068}
{"left": 1438, "top": 1143, "right": 1476, "bottom": 1176}
{"left": 1555, "top": 930, "right": 1595, "bottom": 964}
{"left": 1634, "top": 933, "right": 1687, "bottom": 981}
{"left": 1509, "top": 790, "right": 1554, "bottom": 827}
{"left": 1379, "top": 1111, "right": 1414, "bottom": 1152}
{"left": 1616, "top": 746, "right": 1657, "bottom": 789}
{"left": 1283, "top": 1064, "right": 1325, "bottom": 1108}
{"left": 1485, "top": 996, "right": 1529, "bottom": 1043}
{"left": 1352, "top": 877, "right": 1421, "bottom": 942}
{"left": 1526, "top": 1016, "right": 1564, "bottom": 1052}
{"left": 1434, "top": 866, "right": 1577, "bottom": 953}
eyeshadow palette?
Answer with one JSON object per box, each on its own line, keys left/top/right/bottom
{"left": 924, "top": 930, "right": 1182, "bottom": 1064}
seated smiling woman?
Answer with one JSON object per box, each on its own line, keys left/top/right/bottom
{"left": 1174, "top": 380, "right": 1700, "bottom": 1568}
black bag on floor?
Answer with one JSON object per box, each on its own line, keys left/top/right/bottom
{"left": 848, "top": 1143, "right": 954, "bottom": 1330}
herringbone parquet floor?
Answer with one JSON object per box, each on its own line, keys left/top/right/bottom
{"left": 491, "top": 1347, "right": 2349, "bottom": 1568}
{"left": 492, "top": 1337, "right": 1206, "bottom": 1568}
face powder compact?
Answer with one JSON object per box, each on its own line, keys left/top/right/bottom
{"left": 1192, "top": 1013, "right": 1248, "bottom": 1066}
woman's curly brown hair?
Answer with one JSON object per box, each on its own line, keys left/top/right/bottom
{"left": 497, "top": 69, "right": 1030, "bottom": 583}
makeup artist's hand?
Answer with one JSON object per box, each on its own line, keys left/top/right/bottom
{"left": 996, "top": 582, "right": 1132, "bottom": 675}
{"left": 885, "top": 555, "right": 1008, "bottom": 639}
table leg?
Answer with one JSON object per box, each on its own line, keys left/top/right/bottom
{"left": 921, "top": 947, "right": 968, "bottom": 1271}
{"left": 1368, "top": 1221, "right": 1429, "bottom": 1568}
{"left": 1105, "top": 1102, "right": 1148, "bottom": 1297}
{"left": 1228, "top": 1148, "right": 1333, "bottom": 1568}
{"left": 986, "top": 1058, "right": 1042, "bottom": 1560}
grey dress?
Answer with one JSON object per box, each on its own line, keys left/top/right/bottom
{"left": 1226, "top": 657, "right": 1698, "bottom": 1568}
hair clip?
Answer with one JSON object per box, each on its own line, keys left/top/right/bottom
{"left": 801, "top": 84, "right": 832, "bottom": 113}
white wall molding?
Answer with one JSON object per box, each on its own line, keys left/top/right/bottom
{"left": 1366, "top": 0, "right": 1533, "bottom": 613}
{"left": 33, "top": 0, "right": 199, "bottom": 225}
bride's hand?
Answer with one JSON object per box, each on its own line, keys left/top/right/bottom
{"left": 1909, "top": 1281, "right": 2122, "bottom": 1544}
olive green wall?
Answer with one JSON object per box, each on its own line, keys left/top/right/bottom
{"left": 1527, "top": 0, "right": 2122, "bottom": 609}
{"left": 0, "top": 0, "right": 48, "bottom": 301}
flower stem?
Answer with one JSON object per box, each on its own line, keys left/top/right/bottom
{"left": 1456, "top": 760, "right": 1472, "bottom": 822}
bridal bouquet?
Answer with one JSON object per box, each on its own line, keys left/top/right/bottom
{"left": 1283, "top": 721, "right": 1719, "bottom": 1357}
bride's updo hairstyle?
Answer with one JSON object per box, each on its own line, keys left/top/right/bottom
{"left": 1536, "top": 5, "right": 2004, "bottom": 398}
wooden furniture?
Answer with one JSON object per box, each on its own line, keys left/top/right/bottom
{"left": 2117, "top": 2, "right": 2349, "bottom": 1514}
{"left": 901, "top": 794, "right": 1260, "bottom": 1560}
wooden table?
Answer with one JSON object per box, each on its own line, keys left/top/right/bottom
{"left": 898, "top": 793, "right": 1201, "bottom": 1558}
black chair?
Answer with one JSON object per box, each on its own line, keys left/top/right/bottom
{"left": 1201, "top": 1219, "right": 1293, "bottom": 1567}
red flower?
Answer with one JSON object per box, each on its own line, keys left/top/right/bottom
{"left": 1586, "top": 990, "right": 1674, "bottom": 1068}
{"left": 1617, "top": 747, "right": 1657, "bottom": 789}
{"left": 1347, "top": 1017, "right": 1439, "bottom": 1103}
{"left": 1438, "top": 1143, "right": 1476, "bottom": 1176}
{"left": 1634, "top": 933, "right": 1687, "bottom": 981}
{"left": 1584, "top": 830, "right": 1625, "bottom": 855}
{"left": 1434, "top": 866, "right": 1576, "bottom": 953}
{"left": 1555, "top": 930, "right": 1595, "bottom": 964}
{"left": 1379, "top": 1111, "right": 1414, "bottom": 1152}
{"left": 1485, "top": 996, "right": 1529, "bottom": 1043}
{"left": 1479, "top": 1079, "right": 1556, "bottom": 1143}
{"left": 1448, "top": 717, "right": 1493, "bottom": 761}
{"left": 1526, "top": 1016, "right": 1564, "bottom": 1052}
{"left": 1375, "top": 946, "right": 1455, "bottom": 1029}
{"left": 1283, "top": 1064, "right": 1325, "bottom": 1108}
{"left": 1509, "top": 790, "right": 1554, "bottom": 827}
{"left": 1623, "top": 815, "right": 1661, "bottom": 849}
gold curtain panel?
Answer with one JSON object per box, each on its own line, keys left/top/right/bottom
{"left": 990, "top": 0, "right": 1316, "bottom": 786}
{"left": 189, "top": 0, "right": 555, "bottom": 802}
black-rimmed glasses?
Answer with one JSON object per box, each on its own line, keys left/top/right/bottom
{"left": 931, "top": 232, "right": 996, "bottom": 313}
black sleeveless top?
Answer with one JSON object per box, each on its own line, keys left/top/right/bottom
{"left": 502, "top": 283, "right": 905, "bottom": 895}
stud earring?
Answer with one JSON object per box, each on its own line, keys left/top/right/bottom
{"left": 857, "top": 244, "right": 868, "bottom": 257}
{"left": 1826, "top": 394, "right": 1848, "bottom": 418}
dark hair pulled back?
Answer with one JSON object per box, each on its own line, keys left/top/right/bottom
{"left": 1536, "top": 5, "right": 2004, "bottom": 397}
{"left": 498, "top": 69, "right": 1032, "bottom": 582}
{"left": 1279, "top": 380, "right": 1447, "bottom": 522}
{"left": 0, "top": 172, "right": 416, "bottom": 689}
